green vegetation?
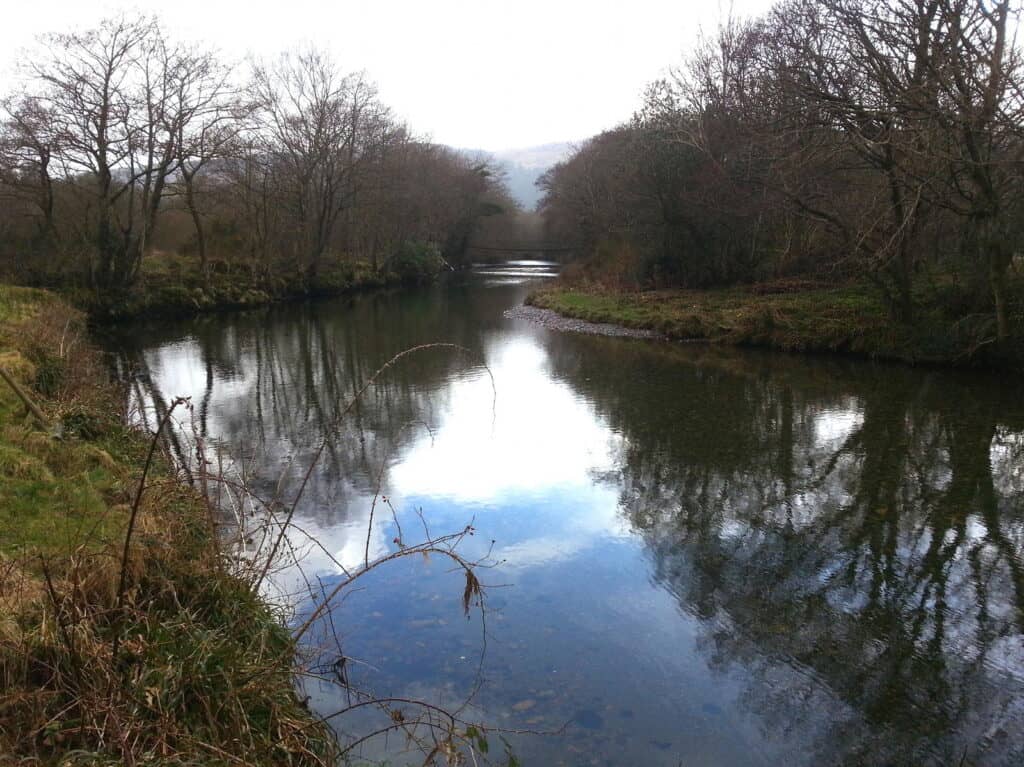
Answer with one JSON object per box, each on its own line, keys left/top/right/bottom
{"left": 388, "top": 241, "right": 446, "bottom": 285}
{"left": 528, "top": 278, "right": 1024, "bottom": 369}
{"left": 0, "top": 286, "right": 335, "bottom": 765}
{"left": 57, "top": 245, "right": 461, "bottom": 322}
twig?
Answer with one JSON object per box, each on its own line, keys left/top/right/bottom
{"left": 256, "top": 342, "right": 492, "bottom": 591}
{"left": 111, "top": 396, "right": 189, "bottom": 667}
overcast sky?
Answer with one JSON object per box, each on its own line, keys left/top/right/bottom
{"left": 0, "top": 0, "right": 777, "bottom": 151}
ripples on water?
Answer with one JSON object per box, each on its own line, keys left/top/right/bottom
{"left": 103, "top": 264, "right": 1024, "bottom": 766}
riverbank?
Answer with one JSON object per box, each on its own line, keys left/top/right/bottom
{"left": 0, "top": 286, "right": 334, "bottom": 764}
{"left": 68, "top": 255, "right": 399, "bottom": 323}
{"left": 527, "top": 281, "right": 1024, "bottom": 370}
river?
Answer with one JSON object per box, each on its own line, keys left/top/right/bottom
{"left": 102, "top": 262, "right": 1024, "bottom": 766}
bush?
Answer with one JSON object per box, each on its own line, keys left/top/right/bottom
{"left": 310, "top": 261, "right": 355, "bottom": 293}
{"left": 388, "top": 241, "right": 444, "bottom": 284}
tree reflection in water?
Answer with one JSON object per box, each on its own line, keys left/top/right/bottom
{"left": 106, "top": 281, "right": 1024, "bottom": 766}
{"left": 548, "top": 337, "right": 1024, "bottom": 765}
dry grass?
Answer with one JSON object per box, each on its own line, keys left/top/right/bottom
{"left": 0, "top": 290, "right": 528, "bottom": 766}
{"left": 0, "top": 286, "right": 337, "bottom": 766}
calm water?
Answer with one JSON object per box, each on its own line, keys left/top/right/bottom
{"left": 103, "top": 262, "right": 1024, "bottom": 766}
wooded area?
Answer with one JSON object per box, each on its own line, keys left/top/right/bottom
{"left": 0, "top": 16, "right": 519, "bottom": 304}
{"left": 540, "top": 0, "right": 1024, "bottom": 340}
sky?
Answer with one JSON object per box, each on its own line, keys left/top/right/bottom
{"left": 0, "top": 0, "right": 777, "bottom": 151}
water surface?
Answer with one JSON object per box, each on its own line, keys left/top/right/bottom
{"left": 104, "top": 262, "right": 1024, "bottom": 766}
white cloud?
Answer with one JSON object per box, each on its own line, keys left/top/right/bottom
{"left": 390, "top": 337, "right": 616, "bottom": 502}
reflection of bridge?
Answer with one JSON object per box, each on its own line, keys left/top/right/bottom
{"left": 466, "top": 243, "right": 577, "bottom": 255}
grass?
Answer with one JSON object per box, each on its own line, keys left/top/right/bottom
{"left": 528, "top": 277, "right": 1024, "bottom": 370}
{"left": 0, "top": 287, "right": 133, "bottom": 558}
{"left": 0, "top": 285, "right": 336, "bottom": 765}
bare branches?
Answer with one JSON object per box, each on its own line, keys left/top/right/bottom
{"left": 10, "top": 15, "right": 241, "bottom": 292}
{"left": 541, "top": 0, "right": 1024, "bottom": 335}
{"left": 249, "top": 50, "right": 394, "bottom": 279}
{"left": 127, "top": 335, "right": 514, "bottom": 765}
{"left": 0, "top": 15, "right": 518, "bottom": 296}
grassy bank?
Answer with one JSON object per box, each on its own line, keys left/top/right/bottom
{"left": 0, "top": 286, "right": 335, "bottom": 765}
{"left": 528, "top": 279, "right": 1024, "bottom": 370}
{"left": 67, "top": 254, "right": 398, "bottom": 323}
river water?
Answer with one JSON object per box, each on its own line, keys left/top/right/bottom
{"left": 104, "top": 262, "right": 1024, "bottom": 766}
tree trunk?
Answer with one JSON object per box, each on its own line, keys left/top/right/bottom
{"left": 184, "top": 174, "right": 208, "bottom": 276}
{"left": 895, "top": 251, "right": 914, "bottom": 325}
{"left": 95, "top": 173, "right": 115, "bottom": 291}
{"left": 989, "top": 250, "right": 1010, "bottom": 342}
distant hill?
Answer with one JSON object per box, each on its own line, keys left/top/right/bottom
{"left": 460, "top": 141, "right": 576, "bottom": 210}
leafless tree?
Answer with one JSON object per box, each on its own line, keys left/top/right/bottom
{"left": 23, "top": 16, "right": 232, "bottom": 292}
{"left": 169, "top": 47, "right": 245, "bottom": 275}
{"left": 0, "top": 96, "right": 59, "bottom": 250}
{"left": 251, "top": 51, "right": 395, "bottom": 281}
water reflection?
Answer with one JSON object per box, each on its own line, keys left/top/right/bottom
{"left": 470, "top": 259, "right": 560, "bottom": 284}
{"left": 548, "top": 338, "right": 1024, "bottom": 765}
{"left": 103, "top": 270, "right": 1024, "bottom": 766}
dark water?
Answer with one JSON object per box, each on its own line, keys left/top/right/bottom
{"left": 103, "top": 262, "right": 1024, "bottom": 766}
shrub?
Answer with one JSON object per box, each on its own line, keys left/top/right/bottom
{"left": 388, "top": 241, "right": 444, "bottom": 284}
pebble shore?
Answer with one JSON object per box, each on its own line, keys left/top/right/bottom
{"left": 504, "top": 305, "right": 663, "bottom": 339}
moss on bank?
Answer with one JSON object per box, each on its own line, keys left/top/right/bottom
{"left": 0, "top": 285, "right": 335, "bottom": 765}
{"left": 527, "top": 280, "right": 1024, "bottom": 370}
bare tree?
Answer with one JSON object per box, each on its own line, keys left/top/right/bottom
{"left": 251, "top": 51, "right": 394, "bottom": 282}
{"left": 170, "top": 49, "right": 244, "bottom": 275}
{"left": 29, "top": 16, "right": 153, "bottom": 291}
{"left": 26, "top": 16, "right": 230, "bottom": 294}
{"left": 929, "top": 0, "right": 1024, "bottom": 339}
{"left": 0, "top": 95, "right": 60, "bottom": 260}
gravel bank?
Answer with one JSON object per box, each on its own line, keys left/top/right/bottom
{"left": 504, "top": 304, "right": 663, "bottom": 339}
